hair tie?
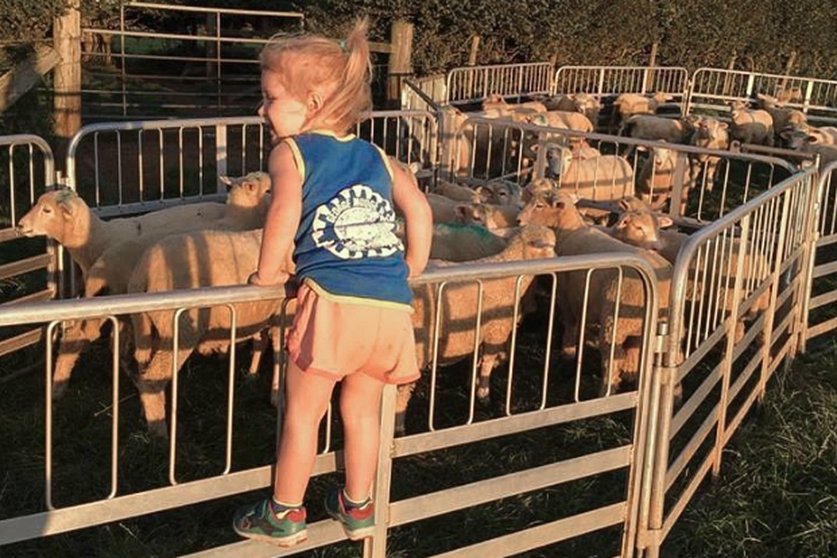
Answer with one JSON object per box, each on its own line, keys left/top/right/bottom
{"left": 337, "top": 39, "right": 348, "bottom": 52}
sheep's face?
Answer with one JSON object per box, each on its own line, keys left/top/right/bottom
{"left": 651, "top": 147, "right": 674, "bottom": 169}
{"left": 222, "top": 171, "right": 271, "bottom": 208}
{"left": 454, "top": 203, "right": 487, "bottom": 228}
{"left": 523, "top": 178, "right": 555, "bottom": 204}
{"left": 613, "top": 211, "right": 665, "bottom": 250}
{"left": 618, "top": 196, "right": 652, "bottom": 213}
{"left": 483, "top": 180, "right": 519, "bottom": 207}
{"left": 517, "top": 224, "right": 556, "bottom": 259}
{"left": 517, "top": 191, "right": 577, "bottom": 229}
{"left": 546, "top": 145, "right": 572, "bottom": 177}
{"left": 17, "top": 190, "right": 78, "bottom": 240}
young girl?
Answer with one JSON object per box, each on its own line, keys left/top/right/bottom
{"left": 232, "top": 19, "right": 433, "bottom": 547}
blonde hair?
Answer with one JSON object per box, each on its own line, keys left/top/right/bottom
{"left": 260, "top": 18, "right": 372, "bottom": 134}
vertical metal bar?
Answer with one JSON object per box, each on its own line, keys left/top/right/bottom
{"left": 116, "top": 131, "right": 123, "bottom": 205}
{"left": 45, "top": 321, "right": 60, "bottom": 511}
{"left": 467, "top": 281, "right": 485, "bottom": 425}
{"left": 365, "top": 384, "right": 397, "bottom": 558}
{"left": 504, "top": 275, "right": 525, "bottom": 416}
{"left": 758, "top": 184, "right": 791, "bottom": 397}
{"left": 138, "top": 130, "right": 144, "bottom": 201}
{"left": 108, "top": 315, "right": 120, "bottom": 500}
{"left": 712, "top": 216, "right": 750, "bottom": 478}
{"left": 224, "top": 304, "right": 236, "bottom": 475}
{"left": 169, "top": 307, "right": 186, "bottom": 486}
{"left": 216, "top": 123, "right": 228, "bottom": 192}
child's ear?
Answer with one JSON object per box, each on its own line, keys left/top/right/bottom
{"left": 308, "top": 93, "right": 323, "bottom": 112}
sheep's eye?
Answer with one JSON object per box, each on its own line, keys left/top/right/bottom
{"left": 43, "top": 206, "right": 52, "bottom": 214}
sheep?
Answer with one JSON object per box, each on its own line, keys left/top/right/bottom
{"left": 635, "top": 145, "right": 695, "bottom": 213}
{"left": 779, "top": 126, "right": 837, "bottom": 169}
{"left": 127, "top": 228, "right": 295, "bottom": 436}
{"left": 426, "top": 192, "right": 481, "bottom": 225}
{"left": 619, "top": 115, "right": 697, "bottom": 159}
{"left": 546, "top": 145, "right": 635, "bottom": 222}
{"left": 396, "top": 224, "right": 557, "bottom": 431}
{"left": 517, "top": 191, "right": 672, "bottom": 394}
{"left": 754, "top": 93, "right": 807, "bottom": 136}
{"left": 476, "top": 178, "right": 522, "bottom": 207}
{"left": 620, "top": 115, "right": 696, "bottom": 143}
{"left": 526, "top": 110, "right": 595, "bottom": 133}
{"left": 433, "top": 179, "right": 481, "bottom": 203}
{"left": 17, "top": 188, "right": 226, "bottom": 276}
{"left": 482, "top": 93, "right": 547, "bottom": 115}
{"left": 523, "top": 177, "right": 558, "bottom": 204}
{"left": 610, "top": 197, "right": 768, "bottom": 343}
{"left": 612, "top": 92, "right": 674, "bottom": 129}
{"left": 689, "top": 117, "right": 730, "bottom": 192}
{"left": 428, "top": 222, "right": 508, "bottom": 262}
{"left": 466, "top": 202, "right": 520, "bottom": 230}
{"left": 18, "top": 175, "right": 272, "bottom": 399}
{"left": 543, "top": 93, "right": 602, "bottom": 128}
{"left": 728, "top": 100, "right": 774, "bottom": 146}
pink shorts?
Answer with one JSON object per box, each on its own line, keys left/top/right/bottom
{"left": 286, "top": 282, "right": 421, "bottom": 385}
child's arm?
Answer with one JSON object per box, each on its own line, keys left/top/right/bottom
{"left": 250, "top": 143, "right": 302, "bottom": 286}
{"left": 390, "top": 160, "right": 433, "bottom": 278}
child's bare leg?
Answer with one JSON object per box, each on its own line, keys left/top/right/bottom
{"left": 339, "top": 371, "right": 386, "bottom": 502}
{"left": 273, "top": 360, "right": 336, "bottom": 504}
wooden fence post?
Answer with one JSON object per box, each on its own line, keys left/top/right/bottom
{"left": 387, "top": 20, "right": 413, "bottom": 105}
{"left": 54, "top": 0, "right": 82, "bottom": 170}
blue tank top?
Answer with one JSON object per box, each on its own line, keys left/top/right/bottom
{"left": 285, "top": 131, "right": 412, "bottom": 308}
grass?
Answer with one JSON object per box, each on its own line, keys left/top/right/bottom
{"left": 665, "top": 338, "right": 837, "bottom": 558}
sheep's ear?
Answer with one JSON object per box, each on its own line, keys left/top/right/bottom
{"left": 618, "top": 198, "right": 631, "bottom": 211}
{"left": 718, "top": 122, "right": 729, "bottom": 131}
{"left": 616, "top": 214, "right": 630, "bottom": 229}
{"left": 657, "top": 215, "right": 674, "bottom": 229}
{"left": 57, "top": 197, "right": 75, "bottom": 219}
{"left": 475, "top": 186, "right": 490, "bottom": 203}
{"left": 219, "top": 175, "right": 234, "bottom": 188}
{"left": 807, "top": 134, "right": 820, "bottom": 144}
{"left": 454, "top": 204, "right": 470, "bottom": 220}
{"left": 529, "top": 143, "right": 540, "bottom": 153}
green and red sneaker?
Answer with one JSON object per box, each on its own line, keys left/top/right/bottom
{"left": 232, "top": 498, "right": 308, "bottom": 547}
{"left": 324, "top": 488, "right": 376, "bottom": 541}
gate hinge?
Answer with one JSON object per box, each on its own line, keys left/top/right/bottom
{"left": 636, "top": 526, "right": 663, "bottom": 550}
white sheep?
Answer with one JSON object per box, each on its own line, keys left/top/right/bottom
{"left": 611, "top": 92, "right": 673, "bottom": 129}
{"left": 396, "top": 224, "right": 557, "bottom": 432}
{"left": 689, "top": 117, "right": 730, "bottom": 192}
{"left": 526, "top": 110, "right": 595, "bottom": 133}
{"left": 635, "top": 145, "right": 694, "bottom": 213}
{"left": 18, "top": 174, "right": 271, "bottom": 399}
{"left": 610, "top": 197, "right": 768, "bottom": 343}
{"left": 127, "top": 228, "right": 295, "bottom": 436}
{"left": 517, "top": 191, "right": 672, "bottom": 394}
{"left": 544, "top": 93, "right": 602, "bottom": 129}
{"left": 728, "top": 100, "right": 774, "bottom": 146}
{"left": 546, "top": 146, "right": 635, "bottom": 222}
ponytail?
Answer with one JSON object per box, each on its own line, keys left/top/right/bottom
{"left": 259, "top": 18, "right": 374, "bottom": 133}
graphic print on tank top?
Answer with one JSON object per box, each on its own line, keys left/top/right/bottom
{"left": 311, "top": 184, "right": 403, "bottom": 259}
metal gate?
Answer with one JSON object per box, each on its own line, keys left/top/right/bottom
{"left": 638, "top": 168, "right": 818, "bottom": 556}
{"left": 65, "top": 111, "right": 439, "bottom": 217}
{"left": 445, "top": 62, "right": 554, "bottom": 106}
{"left": 0, "top": 134, "right": 59, "bottom": 371}
{"left": 0, "top": 252, "right": 660, "bottom": 557}
{"left": 552, "top": 66, "right": 690, "bottom": 101}
{"left": 687, "top": 68, "right": 837, "bottom": 125}
{"left": 802, "top": 161, "right": 837, "bottom": 343}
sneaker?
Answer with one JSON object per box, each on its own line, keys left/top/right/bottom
{"left": 232, "top": 498, "right": 308, "bottom": 547}
{"left": 324, "top": 488, "right": 376, "bottom": 540}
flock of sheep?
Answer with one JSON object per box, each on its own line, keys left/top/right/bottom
{"left": 15, "top": 86, "right": 824, "bottom": 437}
